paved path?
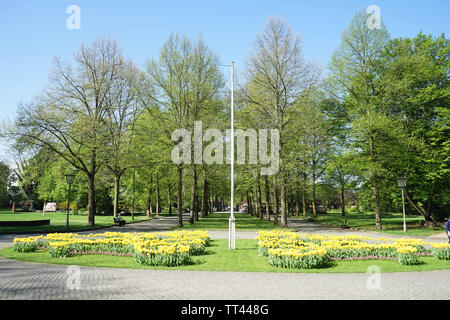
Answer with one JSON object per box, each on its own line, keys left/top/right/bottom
{"left": 1, "top": 214, "right": 449, "bottom": 300}
{"left": 1, "top": 257, "right": 449, "bottom": 300}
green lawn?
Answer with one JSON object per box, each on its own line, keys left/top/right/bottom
{"left": 175, "top": 212, "right": 294, "bottom": 231}
{"left": 311, "top": 210, "right": 444, "bottom": 236}
{"left": 0, "top": 210, "right": 151, "bottom": 233}
{"left": 1, "top": 239, "right": 449, "bottom": 273}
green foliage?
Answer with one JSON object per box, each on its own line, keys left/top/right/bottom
{"left": 397, "top": 253, "right": 420, "bottom": 266}
{"left": 0, "top": 161, "right": 9, "bottom": 208}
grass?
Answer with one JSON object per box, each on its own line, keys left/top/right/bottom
{"left": 0, "top": 210, "right": 152, "bottom": 233}
{"left": 174, "top": 212, "right": 295, "bottom": 231}
{"left": 310, "top": 210, "right": 444, "bottom": 237}
{"left": 1, "top": 238, "right": 449, "bottom": 273}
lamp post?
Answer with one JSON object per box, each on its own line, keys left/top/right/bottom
{"left": 65, "top": 173, "right": 75, "bottom": 229}
{"left": 397, "top": 177, "right": 407, "bottom": 233}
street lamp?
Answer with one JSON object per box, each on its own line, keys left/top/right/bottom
{"left": 397, "top": 176, "right": 407, "bottom": 233}
{"left": 65, "top": 173, "right": 76, "bottom": 229}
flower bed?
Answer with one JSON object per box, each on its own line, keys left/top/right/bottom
{"left": 268, "top": 247, "right": 329, "bottom": 269}
{"left": 14, "top": 230, "right": 210, "bottom": 267}
{"left": 430, "top": 243, "right": 450, "bottom": 260}
{"left": 255, "top": 231, "right": 443, "bottom": 269}
{"left": 396, "top": 246, "right": 420, "bottom": 265}
{"left": 13, "top": 236, "right": 44, "bottom": 253}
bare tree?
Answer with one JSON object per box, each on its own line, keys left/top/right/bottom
{"left": 103, "top": 59, "right": 141, "bottom": 217}
{"left": 8, "top": 37, "right": 133, "bottom": 225}
{"left": 141, "top": 34, "right": 194, "bottom": 227}
{"left": 242, "top": 16, "right": 321, "bottom": 227}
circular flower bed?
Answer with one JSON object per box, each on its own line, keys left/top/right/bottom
{"left": 255, "top": 231, "right": 449, "bottom": 269}
{"left": 14, "top": 230, "right": 210, "bottom": 267}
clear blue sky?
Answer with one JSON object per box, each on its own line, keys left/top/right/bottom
{"left": 0, "top": 0, "right": 449, "bottom": 162}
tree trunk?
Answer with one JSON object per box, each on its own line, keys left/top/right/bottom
{"left": 113, "top": 174, "right": 121, "bottom": 218}
{"left": 289, "top": 187, "right": 294, "bottom": 217}
{"left": 146, "top": 176, "right": 153, "bottom": 217}
{"left": 341, "top": 186, "right": 346, "bottom": 217}
{"left": 373, "top": 181, "right": 382, "bottom": 230}
{"left": 355, "top": 190, "right": 360, "bottom": 213}
{"left": 295, "top": 187, "right": 300, "bottom": 217}
{"left": 264, "top": 175, "right": 271, "bottom": 221}
{"left": 302, "top": 173, "right": 307, "bottom": 218}
{"left": 272, "top": 175, "right": 279, "bottom": 225}
{"left": 312, "top": 162, "right": 317, "bottom": 219}
{"left": 279, "top": 172, "right": 288, "bottom": 228}
{"left": 87, "top": 172, "right": 95, "bottom": 226}
{"left": 209, "top": 193, "right": 213, "bottom": 215}
{"left": 249, "top": 194, "right": 254, "bottom": 216}
{"left": 201, "top": 171, "right": 208, "bottom": 218}
{"left": 257, "top": 171, "right": 263, "bottom": 219}
{"left": 404, "top": 188, "right": 438, "bottom": 225}
{"left": 177, "top": 165, "right": 183, "bottom": 227}
{"left": 190, "top": 166, "right": 198, "bottom": 223}
{"left": 131, "top": 169, "right": 135, "bottom": 220}
{"left": 167, "top": 184, "right": 172, "bottom": 216}
{"left": 426, "top": 180, "right": 437, "bottom": 223}
{"left": 369, "top": 136, "right": 382, "bottom": 230}
{"left": 156, "top": 174, "right": 160, "bottom": 218}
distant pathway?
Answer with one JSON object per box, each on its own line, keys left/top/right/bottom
{"left": 0, "top": 214, "right": 189, "bottom": 250}
{"left": 288, "top": 217, "right": 449, "bottom": 242}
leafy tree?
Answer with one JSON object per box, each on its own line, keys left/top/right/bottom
{"left": 0, "top": 161, "right": 9, "bottom": 208}
{"left": 328, "top": 10, "right": 390, "bottom": 230}
{"left": 375, "top": 33, "right": 450, "bottom": 223}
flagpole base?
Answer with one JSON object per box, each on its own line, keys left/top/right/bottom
{"left": 228, "top": 216, "right": 235, "bottom": 250}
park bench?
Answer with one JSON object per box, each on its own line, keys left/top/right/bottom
{"left": 113, "top": 216, "right": 126, "bottom": 227}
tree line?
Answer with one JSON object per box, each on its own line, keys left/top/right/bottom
{"left": 1, "top": 10, "right": 448, "bottom": 229}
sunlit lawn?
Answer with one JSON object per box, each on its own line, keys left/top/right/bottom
{"left": 312, "top": 210, "right": 444, "bottom": 236}
{"left": 174, "top": 212, "right": 294, "bottom": 231}
{"left": 0, "top": 210, "right": 151, "bottom": 233}
{"left": 1, "top": 239, "right": 449, "bottom": 273}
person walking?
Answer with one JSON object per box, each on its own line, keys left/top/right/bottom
{"left": 446, "top": 218, "right": 450, "bottom": 244}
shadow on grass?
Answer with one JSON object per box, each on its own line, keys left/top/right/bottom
{"left": 196, "top": 250, "right": 216, "bottom": 256}
{"left": 207, "top": 240, "right": 218, "bottom": 247}
{"left": 184, "top": 258, "right": 206, "bottom": 266}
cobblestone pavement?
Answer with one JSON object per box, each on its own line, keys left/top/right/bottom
{"left": 1, "top": 214, "right": 449, "bottom": 300}
{"left": 1, "top": 257, "right": 449, "bottom": 300}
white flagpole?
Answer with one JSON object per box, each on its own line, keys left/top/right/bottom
{"left": 229, "top": 61, "right": 235, "bottom": 250}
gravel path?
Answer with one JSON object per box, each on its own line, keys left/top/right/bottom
{"left": 1, "top": 214, "right": 449, "bottom": 300}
